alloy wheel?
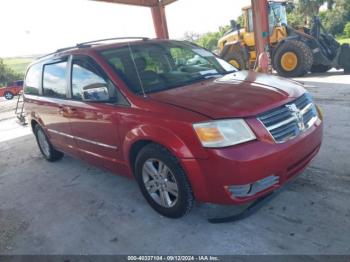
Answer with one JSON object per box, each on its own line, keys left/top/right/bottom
{"left": 142, "top": 159, "right": 179, "bottom": 208}
{"left": 37, "top": 129, "right": 50, "bottom": 157}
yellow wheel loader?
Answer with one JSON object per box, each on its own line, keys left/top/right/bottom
{"left": 218, "top": 1, "right": 350, "bottom": 77}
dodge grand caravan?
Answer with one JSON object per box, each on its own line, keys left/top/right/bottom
{"left": 24, "top": 38, "right": 323, "bottom": 218}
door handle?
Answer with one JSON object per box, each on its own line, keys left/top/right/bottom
{"left": 67, "top": 107, "right": 77, "bottom": 111}
{"left": 58, "top": 105, "right": 65, "bottom": 114}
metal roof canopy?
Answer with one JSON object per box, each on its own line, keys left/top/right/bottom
{"left": 93, "top": 0, "right": 269, "bottom": 73}
{"left": 93, "top": 0, "right": 178, "bottom": 39}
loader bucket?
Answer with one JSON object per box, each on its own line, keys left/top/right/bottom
{"left": 339, "top": 44, "right": 350, "bottom": 74}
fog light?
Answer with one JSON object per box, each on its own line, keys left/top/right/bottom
{"left": 227, "top": 184, "right": 252, "bottom": 197}
{"left": 227, "top": 175, "right": 279, "bottom": 198}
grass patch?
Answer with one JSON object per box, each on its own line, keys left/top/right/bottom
{"left": 337, "top": 38, "right": 350, "bottom": 45}
{"left": 2, "top": 57, "right": 35, "bottom": 75}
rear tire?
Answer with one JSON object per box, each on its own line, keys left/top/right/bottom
{"left": 4, "top": 91, "right": 14, "bottom": 100}
{"left": 224, "top": 52, "right": 247, "bottom": 70}
{"left": 311, "top": 64, "right": 331, "bottom": 73}
{"left": 273, "top": 40, "right": 313, "bottom": 77}
{"left": 34, "top": 125, "right": 64, "bottom": 162}
{"left": 134, "top": 143, "right": 194, "bottom": 218}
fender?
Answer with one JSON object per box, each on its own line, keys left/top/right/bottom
{"left": 123, "top": 124, "right": 210, "bottom": 201}
{"left": 123, "top": 124, "right": 208, "bottom": 161}
{"left": 220, "top": 40, "right": 245, "bottom": 59}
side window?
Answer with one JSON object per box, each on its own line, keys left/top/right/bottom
{"left": 248, "top": 9, "right": 254, "bottom": 32}
{"left": 24, "top": 63, "right": 42, "bottom": 95}
{"left": 43, "top": 61, "right": 67, "bottom": 99}
{"left": 71, "top": 59, "right": 107, "bottom": 100}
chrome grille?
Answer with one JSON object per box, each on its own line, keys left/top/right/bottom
{"left": 258, "top": 93, "right": 318, "bottom": 143}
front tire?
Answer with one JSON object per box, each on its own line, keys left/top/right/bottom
{"left": 134, "top": 144, "right": 194, "bottom": 218}
{"left": 4, "top": 91, "right": 14, "bottom": 100}
{"left": 273, "top": 40, "right": 313, "bottom": 77}
{"left": 224, "top": 52, "right": 247, "bottom": 70}
{"left": 34, "top": 125, "right": 64, "bottom": 162}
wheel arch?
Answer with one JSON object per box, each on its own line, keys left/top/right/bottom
{"left": 124, "top": 125, "right": 205, "bottom": 167}
{"left": 31, "top": 119, "right": 39, "bottom": 132}
{"left": 124, "top": 125, "right": 210, "bottom": 201}
{"left": 30, "top": 117, "right": 46, "bottom": 134}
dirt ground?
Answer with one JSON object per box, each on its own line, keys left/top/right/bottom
{"left": 0, "top": 72, "right": 349, "bottom": 255}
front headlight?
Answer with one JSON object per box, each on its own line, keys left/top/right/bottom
{"left": 193, "top": 119, "right": 256, "bottom": 148}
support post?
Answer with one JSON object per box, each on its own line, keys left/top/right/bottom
{"left": 151, "top": 2, "right": 169, "bottom": 39}
{"left": 251, "top": 0, "right": 270, "bottom": 72}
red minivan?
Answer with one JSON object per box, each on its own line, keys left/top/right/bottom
{"left": 24, "top": 38, "right": 323, "bottom": 218}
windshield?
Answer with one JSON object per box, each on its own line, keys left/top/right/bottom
{"left": 269, "top": 3, "right": 288, "bottom": 33}
{"left": 100, "top": 41, "right": 237, "bottom": 95}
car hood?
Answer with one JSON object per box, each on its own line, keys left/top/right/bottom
{"left": 149, "top": 71, "right": 305, "bottom": 119}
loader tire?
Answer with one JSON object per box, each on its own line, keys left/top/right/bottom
{"left": 273, "top": 40, "right": 313, "bottom": 77}
{"left": 224, "top": 52, "right": 247, "bottom": 70}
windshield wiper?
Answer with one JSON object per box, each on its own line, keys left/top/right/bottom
{"left": 201, "top": 72, "right": 223, "bottom": 78}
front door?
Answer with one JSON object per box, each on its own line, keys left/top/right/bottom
{"left": 63, "top": 56, "right": 125, "bottom": 172}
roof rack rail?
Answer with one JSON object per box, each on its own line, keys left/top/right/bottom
{"left": 56, "top": 45, "right": 79, "bottom": 53}
{"left": 37, "top": 45, "right": 80, "bottom": 59}
{"left": 37, "top": 37, "right": 149, "bottom": 60}
{"left": 76, "top": 37, "right": 149, "bottom": 47}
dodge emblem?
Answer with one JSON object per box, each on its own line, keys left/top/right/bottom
{"left": 286, "top": 104, "right": 305, "bottom": 130}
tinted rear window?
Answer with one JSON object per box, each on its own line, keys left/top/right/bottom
{"left": 24, "top": 64, "right": 42, "bottom": 95}
{"left": 43, "top": 62, "right": 67, "bottom": 99}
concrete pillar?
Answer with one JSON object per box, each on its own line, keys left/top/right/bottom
{"left": 251, "top": 0, "right": 270, "bottom": 72}
{"left": 151, "top": 3, "right": 169, "bottom": 39}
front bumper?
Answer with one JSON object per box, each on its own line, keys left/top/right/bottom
{"left": 181, "top": 118, "right": 323, "bottom": 205}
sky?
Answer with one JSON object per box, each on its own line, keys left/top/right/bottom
{"left": 0, "top": 0, "right": 250, "bottom": 57}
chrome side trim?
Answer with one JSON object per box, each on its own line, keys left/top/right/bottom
{"left": 228, "top": 175, "right": 279, "bottom": 198}
{"left": 74, "top": 136, "right": 117, "bottom": 150}
{"left": 48, "top": 129, "right": 74, "bottom": 139}
{"left": 47, "top": 129, "right": 118, "bottom": 150}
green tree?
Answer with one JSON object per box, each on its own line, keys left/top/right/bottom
{"left": 319, "top": 0, "right": 350, "bottom": 35}
{"left": 298, "top": 0, "right": 326, "bottom": 25}
{"left": 327, "top": 0, "right": 335, "bottom": 9}
{"left": 195, "top": 32, "right": 222, "bottom": 51}
{"left": 185, "top": 24, "right": 231, "bottom": 51}
{"left": 287, "top": 11, "right": 306, "bottom": 28}
{"left": 344, "top": 22, "right": 350, "bottom": 37}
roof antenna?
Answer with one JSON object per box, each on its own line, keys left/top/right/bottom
{"left": 128, "top": 42, "right": 147, "bottom": 97}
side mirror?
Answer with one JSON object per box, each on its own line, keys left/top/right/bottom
{"left": 82, "top": 83, "right": 110, "bottom": 102}
{"left": 230, "top": 20, "right": 237, "bottom": 30}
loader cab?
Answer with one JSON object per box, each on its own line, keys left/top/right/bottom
{"left": 242, "top": 1, "right": 288, "bottom": 31}
{"left": 268, "top": 2, "right": 288, "bottom": 32}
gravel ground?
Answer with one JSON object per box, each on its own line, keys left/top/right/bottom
{"left": 0, "top": 73, "right": 349, "bottom": 255}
